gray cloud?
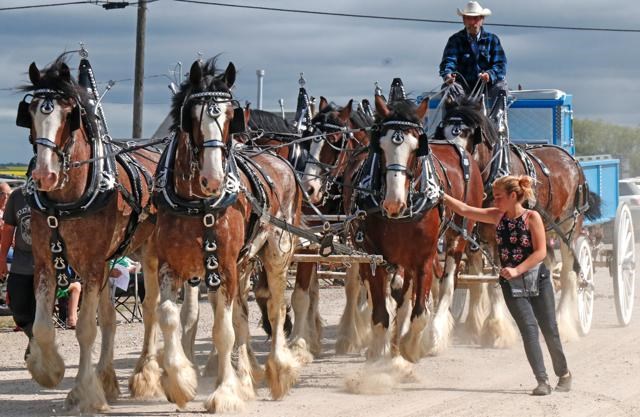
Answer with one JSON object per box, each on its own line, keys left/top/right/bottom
{"left": 1, "top": 0, "right": 638, "bottom": 162}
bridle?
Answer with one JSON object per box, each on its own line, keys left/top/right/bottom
{"left": 180, "top": 90, "right": 240, "bottom": 179}
{"left": 17, "top": 88, "right": 86, "bottom": 190}
{"left": 305, "top": 116, "right": 359, "bottom": 204}
{"left": 375, "top": 119, "right": 428, "bottom": 177}
{"left": 371, "top": 118, "right": 440, "bottom": 219}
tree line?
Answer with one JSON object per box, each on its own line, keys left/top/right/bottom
{"left": 575, "top": 119, "right": 640, "bottom": 178}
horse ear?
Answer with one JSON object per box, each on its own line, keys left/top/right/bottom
{"left": 59, "top": 63, "right": 71, "bottom": 83}
{"left": 417, "top": 97, "right": 429, "bottom": 122}
{"left": 244, "top": 107, "right": 251, "bottom": 124}
{"left": 224, "top": 62, "right": 236, "bottom": 88}
{"left": 374, "top": 94, "right": 390, "bottom": 117}
{"left": 338, "top": 99, "right": 353, "bottom": 121}
{"left": 318, "top": 96, "right": 329, "bottom": 112}
{"left": 28, "top": 62, "right": 40, "bottom": 85}
{"left": 189, "top": 61, "right": 202, "bottom": 86}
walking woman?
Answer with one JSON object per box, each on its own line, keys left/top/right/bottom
{"left": 443, "top": 175, "right": 572, "bottom": 395}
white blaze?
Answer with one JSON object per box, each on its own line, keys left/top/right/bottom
{"left": 195, "top": 102, "right": 229, "bottom": 193}
{"left": 381, "top": 130, "right": 418, "bottom": 206}
{"left": 302, "top": 139, "right": 324, "bottom": 203}
{"left": 32, "top": 100, "right": 65, "bottom": 176}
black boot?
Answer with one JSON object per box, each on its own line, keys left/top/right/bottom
{"left": 532, "top": 380, "right": 551, "bottom": 396}
{"left": 555, "top": 372, "right": 572, "bottom": 392}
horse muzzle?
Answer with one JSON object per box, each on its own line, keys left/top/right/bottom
{"left": 382, "top": 199, "right": 407, "bottom": 218}
{"left": 31, "top": 166, "right": 59, "bottom": 191}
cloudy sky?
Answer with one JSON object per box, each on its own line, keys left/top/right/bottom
{"left": 0, "top": 0, "right": 638, "bottom": 163}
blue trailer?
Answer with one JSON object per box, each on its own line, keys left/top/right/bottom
{"left": 504, "top": 89, "right": 635, "bottom": 332}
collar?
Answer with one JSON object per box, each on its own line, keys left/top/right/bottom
{"left": 466, "top": 29, "right": 482, "bottom": 42}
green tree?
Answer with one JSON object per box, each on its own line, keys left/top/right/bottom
{"left": 575, "top": 119, "right": 640, "bottom": 177}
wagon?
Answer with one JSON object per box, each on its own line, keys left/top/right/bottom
{"left": 451, "top": 89, "right": 636, "bottom": 335}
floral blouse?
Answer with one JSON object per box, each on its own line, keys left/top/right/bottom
{"left": 495, "top": 210, "right": 533, "bottom": 268}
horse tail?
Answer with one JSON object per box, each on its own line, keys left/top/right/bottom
{"left": 584, "top": 191, "right": 602, "bottom": 221}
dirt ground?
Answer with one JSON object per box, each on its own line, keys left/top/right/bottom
{"left": 1, "top": 260, "right": 640, "bottom": 417}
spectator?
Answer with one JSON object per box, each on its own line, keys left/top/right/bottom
{"left": 56, "top": 268, "right": 81, "bottom": 329}
{"left": 109, "top": 257, "right": 144, "bottom": 302}
{"left": 0, "top": 186, "right": 35, "bottom": 360}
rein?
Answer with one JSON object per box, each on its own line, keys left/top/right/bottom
{"left": 69, "top": 136, "right": 171, "bottom": 169}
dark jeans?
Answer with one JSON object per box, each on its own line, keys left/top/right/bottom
{"left": 7, "top": 272, "right": 36, "bottom": 339}
{"left": 500, "top": 273, "right": 569, "bottom": 382}
{"left": 447, "top": 79, "right": 508, "bottom": 101}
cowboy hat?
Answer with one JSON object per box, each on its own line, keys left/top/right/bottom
{"left": 457, "top": 1, "right": 492, "bottom": 17}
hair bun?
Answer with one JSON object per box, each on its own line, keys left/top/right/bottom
{"left": 518, "top": 175, "right": 533, "bottom": 188}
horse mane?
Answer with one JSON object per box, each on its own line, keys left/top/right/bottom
{"left": 170, "top": 56, "right": 231, "bottom": 131}
{"left": 18, "top": 53, "right": 96, "bottom": 127}
{"left": 248, "top": 109, "right": 295, "bottom": 133}
{"left": 313, "top": 102, "right": 374, "bottom": 129}
{"left": 443, "top": 97, "right": 499, "bottom": 145}
{"left": 377, "top": 99, "right": 422, "bottom": 125}
{"left": 351, "top": 108, "right": 374, "bottom": 128}
{"left": 311, "top": 102, "right": 340, "bottom": 126}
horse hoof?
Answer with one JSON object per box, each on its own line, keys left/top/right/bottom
{"left": 129, "top": 356, "right": 164, "bottom": 398}
{"left": 204, "top": 384, "right": 246, "bottom": 413}
{"left": 265, "top": 354, "right": 300, "bottom": 400}
{"left": 98, "top": 365, "right": 121, "bottom": 402}
{"left": 289, "top": 339, "right": 314, "bottom": 365}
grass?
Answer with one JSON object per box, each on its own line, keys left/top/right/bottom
{"left": 0, "top": 166, "right": 27, "bottom": 177}
{"left": 0, "top": 316, "right": 16, "bottom": 329}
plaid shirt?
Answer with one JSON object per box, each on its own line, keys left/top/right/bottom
{"left": 439, "top": 28, "right": 507, "bottom": 89}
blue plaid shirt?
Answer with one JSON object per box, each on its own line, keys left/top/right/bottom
{"left": 439, "top": 28, "right": 507, "bottom": 90}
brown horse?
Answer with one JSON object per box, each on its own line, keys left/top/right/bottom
{"left": 343, "top": 94, "right": 483, "bottom": 390}
{"left": 153, "top": 58, "right": 303, "bottom": 412}
{"left": 300, "top": 97, "right": 375, "bottom": 355}
{"left": 17, "top": 55, "right": 162, "bottom": 412}
{"left": 437, "top": 96, "right": 601, "bottom": 343}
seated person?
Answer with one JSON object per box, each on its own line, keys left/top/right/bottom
{"left": 109, "top": 257, "right": 144, "bottom": 302}
{"left": 56, "top": 268, "right": 81, "bottom": 329}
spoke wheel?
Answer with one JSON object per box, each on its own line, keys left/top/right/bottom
{"left": 613, "top": 203, "right": 636, "bottom": 326}
{"left": 575, "top": 236, "right": 594, "bottom": 336}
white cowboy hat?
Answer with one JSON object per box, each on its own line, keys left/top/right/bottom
{"left": 457, "top": 1, "right": 492, "bottom": 17}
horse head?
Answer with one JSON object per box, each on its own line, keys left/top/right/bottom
{"left": 302, "top": 97, "right": 372, "bottom": 205}
{"left": 172, "top": 58, "right": 244, "bottom": 196}
{"left": 17, "top": 56, "right": 88, "bottom": 191}
{"left": 436, "top": 95, "right": 497, "bottom": 155}
{"left": 373, "top": 94, "right": 429, "bottom": 218}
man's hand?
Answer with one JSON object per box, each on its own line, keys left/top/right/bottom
{"left": 444, "top": 73, "right": 457, "bottom": 84}
{"left": 478, "top": 72, "right": 490, "bottom": 83}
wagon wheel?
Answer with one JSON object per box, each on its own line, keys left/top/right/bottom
{"left": 575, "top": 235, "right": 594, "bottom": 336}
{"left": 613, "top": 202, "right": 636, "bottom": 327}
{"left": 450, "top": 288, "right": 468, "bottom": 323}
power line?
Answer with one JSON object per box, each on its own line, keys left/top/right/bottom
{"left": 0, "top": 1, "right": 156, "bottom": 12}
{"left": 0, "top": 1, "right": 97, "bottom": 11}
{"left": 173, "top": 0, "right": 640, "bottom": 33}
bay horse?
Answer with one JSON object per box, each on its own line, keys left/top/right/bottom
{"left": 153, "top": 57, "right": 303, "bottom": 412}
{"left": 344, "top": 93, "right": 483, "bottom": 387}
{"left": 300, "top": 97, "right": 375, "bottom": 356}
{"left": 17, "top": 55, "right": 162, "bottom": 412}
{"left": 178, "top": 105, "right": 299, "bottom": 376}
{"left": 437, "top": 96, "right": 601, "bottom": 343}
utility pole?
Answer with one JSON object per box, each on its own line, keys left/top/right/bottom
{"left": 132, "top": 0, "right": 147, "bottom": 138}
{"left": 256, "top": 69, "right": 265, "bottom": 110}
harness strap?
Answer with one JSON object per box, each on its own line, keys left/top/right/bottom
{"left": 202, "top": 206, "right": 222, "bottom": 291}
{"left": 45, "top": 211, "right": 73, "bottom": 289}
